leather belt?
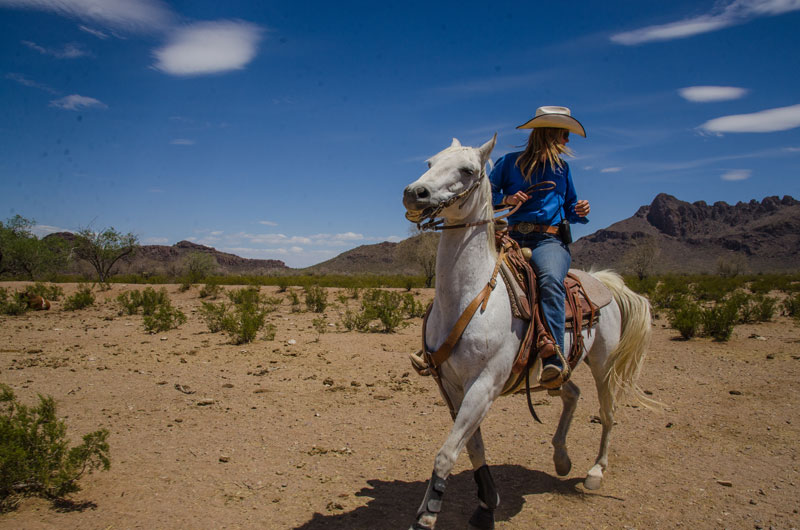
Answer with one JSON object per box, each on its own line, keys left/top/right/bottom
{"left": 510, "top": 222, "right": 559, "bottom": 235}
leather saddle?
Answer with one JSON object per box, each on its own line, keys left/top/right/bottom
{"left": 494, "top": 229, "right": 612, "bottom": 395}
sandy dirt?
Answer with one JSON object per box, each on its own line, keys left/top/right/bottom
{"left": 0, "top": 281, "right": 798, "bottom": 529}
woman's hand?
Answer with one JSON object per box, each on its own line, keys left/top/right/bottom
{"left": 575, "top": 199, "right": 590, "bottom": 217}
{"left": 503, "top": 191, "right": 529, "bottom": 206}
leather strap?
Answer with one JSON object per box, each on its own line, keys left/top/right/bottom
{"left": 427, "top": 248, "right": 505, "bottom": 369}
{"left": 510, "top": 223, "right": 559, "bottom": 235}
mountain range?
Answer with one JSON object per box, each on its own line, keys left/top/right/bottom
{"left": 47, "top": 193, "right": 799, "bottom": 277}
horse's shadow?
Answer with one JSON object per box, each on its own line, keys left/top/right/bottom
{"left": 294, "top": 464, "right": 597, "bottom": 529}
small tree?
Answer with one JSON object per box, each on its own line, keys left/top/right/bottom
{"left": 182, "top": 252, "right": 217, "bottom": 284}
{"left": 73, "top": 227, "right": 138, "bottom": 283}
{"left": 623, "top": 236, "right": 660, "bottom": 280}
{"left": 397, "top": 230, "right": 438, "bottom": 287}
{"left": 0, "top": 216, "right": 68, "bottom": 280}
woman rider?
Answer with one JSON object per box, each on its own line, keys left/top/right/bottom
{"left": 489, "top": 106, "right": 591, "bottom": 389}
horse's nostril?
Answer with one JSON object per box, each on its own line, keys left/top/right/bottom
{"left": 415, "top": 186, "right": 430, "bottom": 199}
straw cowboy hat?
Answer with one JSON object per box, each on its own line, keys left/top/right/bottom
{"left": 516, "top": 106, "right": 586, "bottom": 137}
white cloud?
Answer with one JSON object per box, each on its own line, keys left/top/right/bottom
{"left": 5, "top": 72, "right": 58, "bottom": 94}
{"left": 79, "top": 25, "right": 109, "bottom": 39}
{"left": 49, "top": 94, "right": 107, "bottom": 111}
{"left": 784, "top": 146, "right": 800, "bottom": 152}
{"left": 170, "top": 138, "right": 195, "bottom": 145}
{"left": 31, "top": 224, "right": 68, "bottom": 237}
{"left": 258, "top": 220, "right": 278, "bottom": 226}
{"left": 721, "top": 169, "right": 752, "bottom": 181}
{"left": 611, "top": 0, "right": 800, "bottom": 45}
{"left": 678, "top": 86, "right": 748, "bottom": 102}
{"left": 600, "top": 167, "right": 622, "bottom": 173}
{"left": 700, "top": 103, "right": 800, "bottom": 133}
{"left": 0, "top": 0, "right": 174, "bottom": 32}
{"left": 22, "top": 40, "right": 89, "bottom": 58}
{"left": 152, "top": 20, "right": 263, "bottom": 76}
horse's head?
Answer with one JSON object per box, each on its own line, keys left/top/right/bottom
{"left": 403, "top": 135, "right": 496, "bottom": 225}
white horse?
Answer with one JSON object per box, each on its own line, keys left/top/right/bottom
{"left": 402, "top": 136, "right": 652, "bottom": 530}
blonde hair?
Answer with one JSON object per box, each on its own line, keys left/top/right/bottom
{"left": 515, "top": 128, "right": 573, "bottom": 182}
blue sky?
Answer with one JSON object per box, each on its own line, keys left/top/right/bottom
{"left": 1, "top": 0, "right": 799, "bottom": 268}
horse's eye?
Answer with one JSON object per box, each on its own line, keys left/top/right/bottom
{"left": 462, "top": 167, "right": 475, "bottom": 176}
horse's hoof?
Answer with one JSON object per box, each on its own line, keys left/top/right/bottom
{"left": 584, "top": 472, "right": 603, "bottom": 490}
{"left": 468, "top": 505, "right": 495, "bottom": 530}
{"left": 554, "top": 455, "right": 572, "bottom": 476}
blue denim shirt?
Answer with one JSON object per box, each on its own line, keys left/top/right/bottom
{"left": 489, "top": 151, "right": 589, "bottom": 227}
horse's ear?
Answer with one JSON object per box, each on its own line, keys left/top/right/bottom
{"left": 478, "top": 133, "right": 497, "bottom": 163}
{"left": 451, "top": 138, "right": 462, "bottom": 148}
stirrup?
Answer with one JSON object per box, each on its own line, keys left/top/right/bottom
{"left": 409, "top": 350, "right": 431, "bottom": 376}
{"left": 539, "top": 365, "right": 568, "bottom": 390}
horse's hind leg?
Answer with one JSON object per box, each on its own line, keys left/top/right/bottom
{"left": 552, "top": 380, "right": 580, "bottom": 476}
{"left": 585, "top": 373, "right": 615, "bottom": 490}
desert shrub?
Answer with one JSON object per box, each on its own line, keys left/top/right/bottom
{"left": 346, "top": 287, "right": 360, "bottom": 299}
{"left": 362, "top": 289, "right": 405, "bottom": 333}
{"left": 222, "top": 302, "right": 268, "bottom": 344}
{"left": 728, "top": 291, "right": 757, "bottom": 324}
{"left": 782, "top": 293, "right": 800, "bottom": 318}
{"left": 116, "top": 287, "right": 169, "bottom": 316}
{"left": 262, "top": 295, "right": 282, "bottom": 306}
{"left": 304, "top": 285, "right": 328, "bottom": 313}
{"left": 199, "top": 301, "right": 228, "bottom": 333}
{"left": 178, "top": 282, "right": 192, "bottom": 293}
{"left": 624, "top": 276, "right": 658, "bottom": 298}
{"left": 202, "top": 288, "right": 271, "bottom": 344}
{"left": 693, "top": 276, "right": 740, "bottom": 302}
{"left": 288, "top": 290, "right": 300, "bottom": 307}
{"left": 0, "top": 384, "right": 110, "bottom": 511}
{"left": 402, "top": 293, "right": 427, "bottom": 318}
{"left": 669, "top": 299, "right": 703, "bottom": 339}
{"left": 0, "top": 288, "right": 28, "bottom": 316}
{"left": 754, "top": 295, "right": 777, "bottom": 322}
{"left": 63, "top": 286, "right": 95, "bottom": 311}
{"left": 227, "top": 286, "right": 260, "bottom": 306}
{"left": 263, "top": 323, "right": 276, "bottom": 341}
{"left": 652, "top": 276, "right": 691, "bottom": 310}
{"left": 341, "top": 309, "right": 371, "bottom": 331}
{"left": 199, "top": 282, "right": 222, "bottom": 299}
{"left": 143, "top": 303, "right": 186, "bottom": 333}
{"left": 749, "top": 275, "right": 790, "bottom": 294}
{"left": 24, "top": 283, "right": 63, "bottom": 301}
{"left": 701, "top": 300, "right": 738, "bottom": 341}
{"left": 276, "top": 277, "right": 290, "bottom": 293}
{"left": 312, "top": 315, "right": 328, "bottom": 340}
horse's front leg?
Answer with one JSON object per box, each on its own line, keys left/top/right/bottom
{"left": 465, "top": 428, "right": 499, "bottom": 530}
{"left": 410, "top": 376, "right": 499, "bottom": 530}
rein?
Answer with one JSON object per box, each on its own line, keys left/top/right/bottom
{"left": 415, "top": 177, "right": 556, "bottom": 232}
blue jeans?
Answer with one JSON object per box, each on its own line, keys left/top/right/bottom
{"left": 510, "top": 233, "right": 571, "bottom": 365}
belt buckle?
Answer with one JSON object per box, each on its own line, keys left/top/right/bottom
{"left": 517, "top": 222, "right": 535, "bottom": 234}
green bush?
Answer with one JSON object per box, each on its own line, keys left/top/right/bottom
{"left": 178, "top": 282, "right": 192, "bottom": 293}
{"left": 402, "top": 293, "right": 427, "bottom": 318}
{"left": 143, "top": 303, "right": 187, "bottom": 333}
{"left": 63, "top": 286, "right": 95, "bottom": 311}
{"left": 199, "top": 301, "right": 228, "bottom": 333}
{"left": 304, "top": 285, "right": 328, "bottom": 313}
{"left": 651, "top": 276, "right": 691, "bottom": 310}
{"left": 24, "top": 283, "right": 63, "bottom": 301}
{"left": 201, "top": 288, "right": 272, "bottom": 344}
{"left": 362, "top": 289, "right": 405, "bottom": 333}
{"left": 754, "top": 295, "right": 776, "bottom": 322}
{"left": 693, "top": 275, "right": 741, "bottom": 302}
{"left": 116, "top": 287, "right": 169, "bottom": 316}
{"left": 701, "top": 300, "right": 738, "bottom": 341}
{"left": 341, "top": 308, "right": 371, "bottom": 331}
{"left": 782, "top": 293, "right": 800, "bottom": 317}
{"left": 669, "top": 300, "right": 702, "bottom": 339}
{"left": 0, "top": 384, "right": 110, "bottom": 511}
{"left": 0, "top": 288, "right": 28, "bottom": 316}
{"left": 199, "top": 282, "right": 222, "bottom": 299}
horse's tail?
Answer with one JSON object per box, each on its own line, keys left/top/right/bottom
{"left": 591, "top": 270, "right": 655, "bottom": 408}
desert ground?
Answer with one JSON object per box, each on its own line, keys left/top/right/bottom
{"left": 0, "top": 282, "right": 798, "bottom": 529}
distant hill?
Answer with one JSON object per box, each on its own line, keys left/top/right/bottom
{"left": 44, "top": 235, "right": 288, "bottom": 277}
{"left": 571, "top": 193, "right": 800, "bottom": 274}
{"left": 41, "top": 194, "right": 799, "bottom": 278}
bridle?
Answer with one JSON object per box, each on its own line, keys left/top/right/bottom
{"left": 408, "top": 167, "right": 556, "bottom": 232}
